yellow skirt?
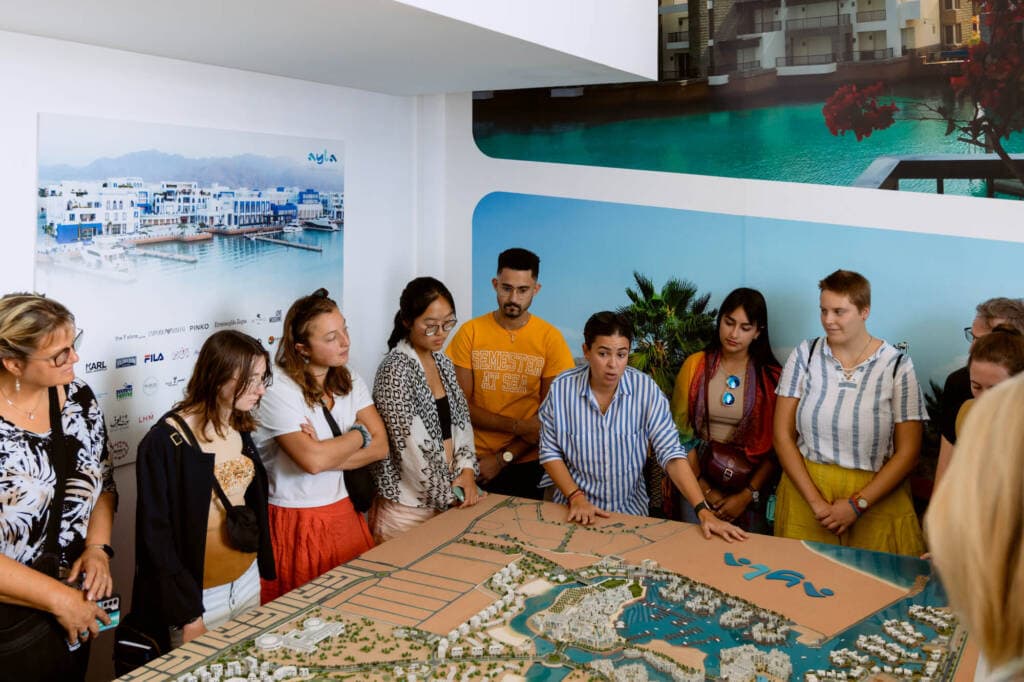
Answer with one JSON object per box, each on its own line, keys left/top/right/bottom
{"left": 774, "top": 458, "right": 924, "bottom": 556}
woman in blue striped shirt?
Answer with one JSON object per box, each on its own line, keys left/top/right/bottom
{"left": 539, "top": 311, "right": 747, "bottom": 542}
{"left": 773, "top": 270, "right": 926, "bottom": 555}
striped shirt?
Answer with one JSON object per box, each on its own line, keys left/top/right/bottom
{"left": 777, "top": 338, "right": 927, "bottom": 472}
{"left": 539, "top": 365, "right": 688, "bottom": 516}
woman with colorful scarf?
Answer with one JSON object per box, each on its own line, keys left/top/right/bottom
{"left": 668, "top": 288, "right": 781, "bottom": 533}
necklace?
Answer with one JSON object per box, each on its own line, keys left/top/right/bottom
{"left": 837, "top": 335, "right": 874, "bottom": 381}
{"left": 0, "top": 383, "right": 45, "bottom": 421}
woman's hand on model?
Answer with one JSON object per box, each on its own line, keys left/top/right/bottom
{"left": 453, "top": 468, "right": 481, "bottom": 508}
{"left": 69, "top": 546, "right": 113, "bottom": 601}
{"left": 182, "top": 617, "right": 208, "bottom": 643}
{"left": 697, "top": 509, "right": 749, "bottom": 543}
{"left": 817, "top": 499, "right": 858, "bottom": 536}
{"left": 713, "top": 490, "right": 752, "bottom": 524}
{"left": 566, "top": 493, "right": 610, "bottom": 526}
{"left": 51, "top": 582, "right": 109, "bottom": 645}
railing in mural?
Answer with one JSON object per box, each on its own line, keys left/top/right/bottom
{"left": 785, "top": 14, "right": 852, "bottom": 30}
{"left": 856, "top": 8, "right": 888, "bottom": 21}
{"left": 853, "top": 154, "right": 1024, "bottom": 196}
{"left": 856, "top": 47, "right": 895, "bottom": 60}
{"left": 776, "top": 52, "right": 837, "bottom": 66}
{"left": 667, "top": 30, "right": 688, "bottom": 42}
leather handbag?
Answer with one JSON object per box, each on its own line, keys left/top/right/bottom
{"left": 699, "top": 441, "right": 754, "bottom": 493}
{"left": 320, "top": 405, "right": 377, "bottom": 513}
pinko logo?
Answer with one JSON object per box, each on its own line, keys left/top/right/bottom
{"left": 308, "top": 150, "right": 338, "bottom": 165}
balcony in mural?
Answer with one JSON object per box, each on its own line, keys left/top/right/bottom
{"left": 785, "top": 13, "right": 853, "bottom": 32}
{"left": 856, "top": 8, "right": 887, "bottom": 21}
{"left": 666, "top": 30, "right": 690, "bottom": 48}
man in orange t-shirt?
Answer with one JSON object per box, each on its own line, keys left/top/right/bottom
{"left": 447, "top": 248, "right": 575, "bottom": 499}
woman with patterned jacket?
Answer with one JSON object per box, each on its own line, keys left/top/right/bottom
{"left": 370, "top": 277, "right": 480, "bottom": 543}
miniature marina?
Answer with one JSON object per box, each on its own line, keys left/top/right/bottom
{"left": 120, "top": 497, "right": 971, "bottom": 682}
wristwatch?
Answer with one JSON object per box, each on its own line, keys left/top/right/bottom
{"left": 746, "top": 485, "right": 760, "bottom": 504}
{"left": 850, "top": 492, "right": 870, "bottom": 515}
{"left": 499, "top": 451, "right": 515, "bottom": 466}
{"left": 694, "top": 500, "right": 712, "bottom": 517}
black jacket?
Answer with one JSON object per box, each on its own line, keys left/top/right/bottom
{"left": 132, "top": 414, "right": 275, "bottom": 629}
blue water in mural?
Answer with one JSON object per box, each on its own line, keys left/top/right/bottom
{"left": 35, "top": 227, "right": 344, "bottom": 327}
{"left": 474, "top": 89, "right": 1024, "bottom": 198}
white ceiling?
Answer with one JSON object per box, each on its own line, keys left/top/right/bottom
{"left": 0, "top": 0, "right": 651, "bottom": 95}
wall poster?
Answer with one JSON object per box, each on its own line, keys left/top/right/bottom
{"left": 35, "top": 114, "right": 345, "bottom": 467}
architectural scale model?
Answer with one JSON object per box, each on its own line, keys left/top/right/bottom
{"left": 118, "top": 495, "right": 974, "bottom": 681}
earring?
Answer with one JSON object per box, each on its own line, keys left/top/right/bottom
{"left": 302, "top": 355, "right": 310, "bottom": 365}
{"left": 14, "top": 377, "right": 20, "bottom": 393}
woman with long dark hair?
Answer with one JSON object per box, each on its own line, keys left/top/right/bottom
{"left": 370, "top": 277, "right": 479, "bottom": 543}
{"left": 133, "top": 330, "right": 275, "bottom": 647}
{"left": 0, "top": 293, "right": 116, "bottom": 681}
{"left": 255, "top": 289, "right": 387, "bottom": 601}
{"left": 669, "top": 287, "right": 782, "bottom": 533}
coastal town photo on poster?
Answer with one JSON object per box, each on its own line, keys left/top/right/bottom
{"left": 36, "top": 114, "right": 345, "bottom": 467}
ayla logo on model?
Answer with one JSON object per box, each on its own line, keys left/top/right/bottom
{"left": 308, "top": 150, "right": 338, "bottom": 165}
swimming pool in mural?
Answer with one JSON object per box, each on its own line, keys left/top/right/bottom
{"left": 474, "top": 88, "right": 1024, "bottom": 198}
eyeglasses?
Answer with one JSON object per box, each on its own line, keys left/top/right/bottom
{"left": 964, "top": 326, "right": 975, "bottom": 343}
{"left": 29, "top": 329, "right": 83, "bottom": 367}
{"left": 722, "top": 374, "right": 741, "bottom": 406}
{"left": 423, "top": 320, "right": 457, "bottom": 337}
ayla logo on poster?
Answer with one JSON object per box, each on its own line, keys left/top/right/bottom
{"left": 85, "top": 360, "right": 107, "bottom": 373}
{"left": 308, "top": 149, "right": 338, "bottom": 165}
{"left": 144, "top": 352, "right": 164, "bottom": 363}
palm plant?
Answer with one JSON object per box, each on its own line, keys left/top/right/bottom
{"left": 617, "top": 271, "right": 718, "bottom": 396}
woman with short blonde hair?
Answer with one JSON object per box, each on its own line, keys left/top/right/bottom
{"left": 926, "top": 373, "right": 1024, "bottom": 680}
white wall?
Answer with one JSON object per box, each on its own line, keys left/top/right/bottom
{"left": 399, "top": 0, "right": 656, "bottom": 81}
{"left": 0, "top": 30, "right": 417, "bottom": 680}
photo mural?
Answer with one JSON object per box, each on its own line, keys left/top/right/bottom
{"left": 35, "top": 114, "right": 345, "bottom": 467}
{"left": 471, "top": 191, "right": 1024, "bottom": 391}
{"left": 473, "top": 0, "right": 1024, "bottom": 202}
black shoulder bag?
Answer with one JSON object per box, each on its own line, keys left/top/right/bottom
{"left": 165, "top": 413, "right": 260, "bottom": 553}
{"left": 0, "top": 387, "right": 74, "bottom": 656}
{"left": 320, "top": 405, "right": 377, "bottom": 513}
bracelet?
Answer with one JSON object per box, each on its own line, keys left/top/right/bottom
{"left": 348, "top": 423, "right": 371, "bottom": 449}
{"left": 566, "top": 488, "right": 584, "bottom": 502}
{"left": 848, "top": 498, "right": 863, "bottom": 518}
{"left": 694, "top": 500, "right": 712, "bottom": 516}
{"left": 86, "top": 543, "right": 114, "bottom": 559}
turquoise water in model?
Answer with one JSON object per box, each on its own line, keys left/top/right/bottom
{"left": 508, "top": 550, "right": 952, "bottom": 681}
{"left": 474, "top": 88, "right": 1024, "bottom": 198}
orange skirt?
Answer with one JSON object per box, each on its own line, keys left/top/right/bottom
{"left": 260, "top": 497, "right": 374, "bottom": 603}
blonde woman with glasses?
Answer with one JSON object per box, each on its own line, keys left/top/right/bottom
{"left": 0, "top": 293, "right": 116, "bottom": 681}
{"left": 926, "top": 373, "right": 1024, "bottom": 681}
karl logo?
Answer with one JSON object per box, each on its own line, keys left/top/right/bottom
{"left": 115, "top": 384, "right": 133, "bottom": 400}
{"left": 142, "top": 377, "right": 159, "bottom": 396}
{"left": 85, "top": 360, "right": 107, "bottom": 373}
{"left": 109, "top": 440, "right": 130, "bottom": 462}
{"left": 724, "top": 553, "right": 835, "bottom": 598}
{"left": 115, "top": 356, "right": 137, "bottom": 369}
{"left": 308, "top": 149, "right": 338, "bottom": 165}
{"left": 144, "top": 352, "right": 164, "bottom": 363}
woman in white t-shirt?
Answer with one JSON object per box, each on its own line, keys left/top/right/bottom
{"left": 255, "top": 289, "right": 387, "bottom": 602}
